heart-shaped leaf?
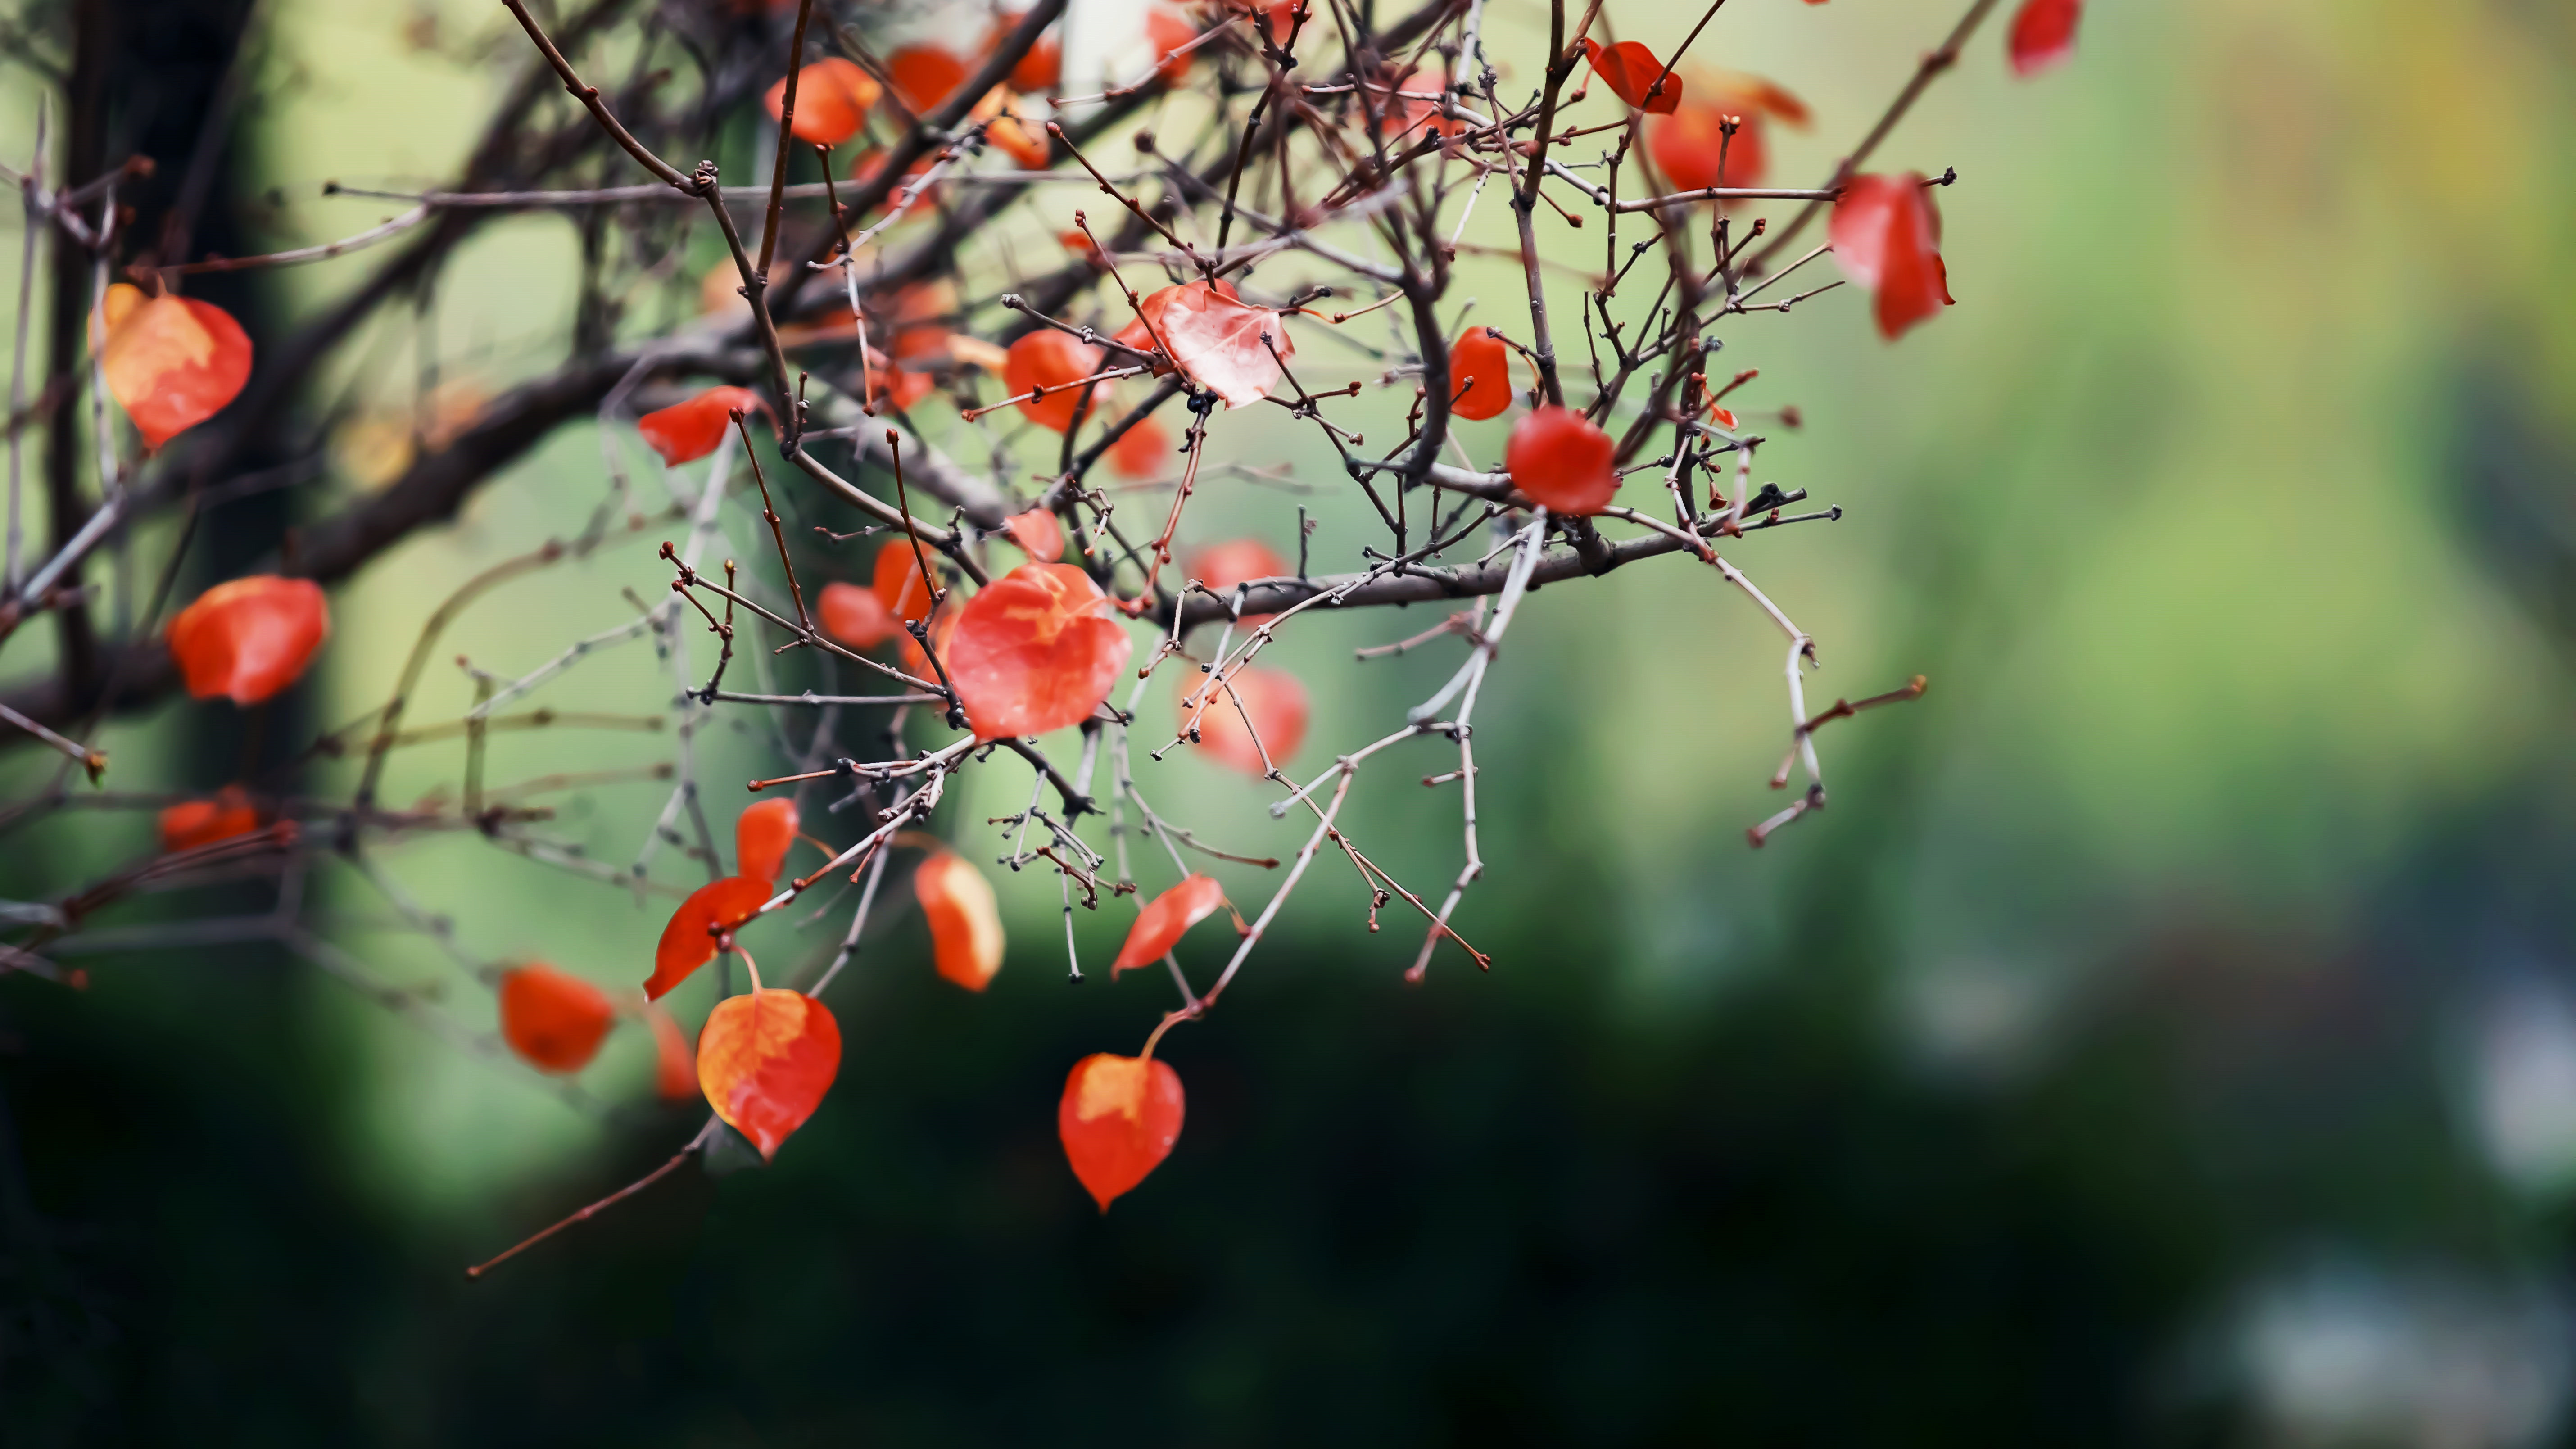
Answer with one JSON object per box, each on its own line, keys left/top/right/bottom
{"left": 698, "top": 988, "right": 840, "bottom": 1161}
{"left": 1058, "top": 1052, "right": 1185, "bottom": 1210}
{"left": 1137, "top": 282, "right": 1293, "bottom": 410}
{"left": 946, "top": 562, "right": 1133, "bottom": 740}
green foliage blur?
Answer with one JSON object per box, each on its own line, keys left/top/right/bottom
{"left": 5, "top": 0, "right": 2576, "bottom": 1441}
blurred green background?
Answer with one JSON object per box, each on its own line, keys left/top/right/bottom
{"left": 5, "top": 0, "right": 2576, "bottom": 1441}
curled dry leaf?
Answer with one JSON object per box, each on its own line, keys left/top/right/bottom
{"left": 2008, "top": 0, "right": 2082, "bottom": 77}
{"left": 1448, "top": 327, "right": 1514, "bottom": 421}
{"left": 1002, "top": 507, "right": 1065, "bottom": 563}
{"left": 698, "top": 987, "right": 840, "bottom": 1161}
{"left": 1112, "top": 874, "right": 1228, "bottom": 974}
{"left": 642, "top": 998, "right": 697, "bottom": 1101}
{"left": 637, "top": 386, "right": 767, "bottom": 466}
{"left": 819, "top": 580, "right": 899, "bottom": 650}
{"left": 646, "top": 875, "right": 772, "bottom": 999}
{"left": 1580, "top": 39, "right": 1682, "bottom": 113}
{"left": 97, "top": 282, "right": 253, "bottom": 449}
{"left": 167, "top": 575, "right": 330, "bottom": 705}
{"left": 946, "top": 562, "right": 1133, "bottom": 740}
{"left": 764, "top": 57, "right": 881, "bottom": 145}
{"left": 1059, "top": 1052, "right": 1185, "bottom": 1211}
{"left": 1137, "top": 282, "right": 1293, "bottom": 410}
{"left": 158, "top": 786, "right": 259, "bottom": 853}
{"left": 498, "top": 964, "right": 616, "bottom": 1074}
{"left": 1505, "top": 405, "right": 1619, "bottom": 515}
{"left": 1002, "top": 330, "right": 1103, "bottom": 433}
{"left": 915, "top": 849, "right": 1005, "bottom": 991}
{"left": 1829, "top": 173, "right": 1954, "bottom": 340}
{"left": 1106, "top": 415, "right": 1170, "bottom": 480}
{"left": 736, "top": 797, "right": 799, "bottom": 884}
{"left": 1186, "top": 665, "right": 1310, "bottom": 777}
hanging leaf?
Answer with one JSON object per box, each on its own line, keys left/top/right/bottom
{"left": 1058, "top": 1052, "right": 1185, "bottom": 1211}
{"left": 1145, "top": 7, "right": 1199, "bottom": 84}
{"left": 642, "top": 998, "right": 698, "bottom": 1101}
{"left": 1645, "top": 76, "right": 1807, "bottom": 192}
{"left": 498, "top": 964, "right": 617, "bottom": 1074}
{"left": 1002, "top": 507, "right": 1065, "bottom": 562}
{"left": 819, "top": 580, "right": 900, "bottom": 649}
{"left": 986, "top": 14, "right": 1063, "bottom": 93}
{"left": 1112, "top": 874, "right": 1228, "bottom": 974}
{"left": 158, "top": 786, "right": 259, "bottom": 853}
{"left": 736, "top": 797, "right": 799, "bottom": 884}
{"left": 1505, "top": 405, "right": 1619, "bottom": 514}
{"left": 1105, "top": 415, "right": 1169, "bottom": 480}
{"left": 899, "top": 602, "right": 960, "bottom": 688}
{"left": 697, "top": 987, "right": 841, "bottom": 1161}
{"left": 1189, "top": 537, "right": 1289, "bottom": 626}
{"left": 646, "top": 875, "right": 773, "bottom": 999}
{"left": 1002, "top": 330, "right": 1103, "bottom": 433}
{"left": 1829, "top": 173, "right": 1954, "bottom": 340}
{"left": 2007, "top": 0, "right": 2082, "bottom": 77}
{"left": 97, "top": 283, "right": 253, "bottom": 449}
{"left": 1137, "top": 282, "right": 1293, "bottom": 410}
{"left": 637, "top": 386, "right": 767, "bottom": 466}
{"left": 873, "top": 539, "right": 937, "bottom": 622}
{"left": 915, "top": 850, "right": 1005, "bottom": 991}
{"left": 167, "top": 575, "right": 330, "bottom": 706}
{"left": 1580, "top": 39, "right": 1682, "bottom": 113}
{"left": 946, "top": 562, "right": 1133, "bottom": 740}
{"left": 980, "top": 94, "right": 1054, "bottom": 169}
{"left": 763, "top": 56, "right": 882, "bottom": 146}
{"left": 1448, "top": 327, "right": 1515, "bottom": 421}
{"left": 887, "top": 45, "right": 973, "bottom": 113}
{"left": 1186, "top": 665, "right": 1309, "bottom": 777}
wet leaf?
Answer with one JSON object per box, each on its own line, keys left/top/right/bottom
{"left": 498, "top": 964, "right": 616, "bottom": 1074}
{"left": 1505, "top": 405, "right": 1619, "bottom": 514}
{"left": 1112, "top": 874, "right": 1227, "bottom": 974}
{"left": 915, "top": 850, "right": 1005, "bottom": 991}
{"left": 167, "top": 575, "right": 330, "bottom": 705}
{"left": 1058, "top": 1052, "right": 1185, "bottom": 1210}
{"left": 698, "top": 987, "right": 840, "bottom": 1161}
{"left": 646, "top": 875, "right": 772, "bottom": 1000}
{"left": 98, "top": 283, "right": 253, "bottom": 449}
{"left": 946, "top": 562, "right": 1133, "bottom": 740}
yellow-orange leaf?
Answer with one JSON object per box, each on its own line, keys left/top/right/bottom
{"left": 697, "top": 987, "right": 840, "bottom": 1160}
{"left": 1058, "top": 1053, "right": 1185, "bottom": 1210}
{"left": 1112, "top": 874, "right": 1227, "bottom": 974}
{"left": 915, "top": 850, "right": 1005, "bottom": 990}
{"left": 98, "top": 283, "right": 252, "bottom": 448}
{"left": 947, "top": 562, "right": 1132, "bottom": 740}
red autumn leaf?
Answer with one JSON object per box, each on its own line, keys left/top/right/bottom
{"left": 1137, "top": 282, "right": 1293, "bottom": 410}
{"left": 98, "top": 283, "right": 253, "bottom": 449}
{"left": 946, "top": 561, "right": 1133, "bottom": 740}
{"left": 1505, "top": 405, "right": 1619, "bottom": 514}
{"left": 1146, "top": 7, "right": 1199, "bottom": 83}
{"left": 637, "top": 386, "right": 767, "bottom": 466}
{"left": 1710, "top": 404, "right": 1738, "bottom": 430}
{"left": 1449, "top": 327, "right": 1514, "bottom": 421}
{"left": 915, "top": 849, "right": 1006, "bottom": 990}
{"left": 982, "top": 97, "right": 1053, "bottom": 169}
{"left": 1389, "top": 65, "right": 1467, "bottom": 142}
{"left": 1190, "top": 537, "right": 1288, "bottom": 627}
{"left": 899, "top": 602, "right": 959, "bottom": 687}
{"left": 643, "top": 998, "right": 698, "bottom": 1100}
{"left": 1829, "top": 172, "right": 1954, "bottom": 340}
{"left": 1058, "top": 1052, "right": 1185, "bottom": 1211}
{"left": 985, "top": 14, "right": 1062, "bottom": 93}
{"left": 158, "top": 786, "right": 259, "bottom": 852}
{"left": 887, "top": 45, "right": 973, "bottom": 113}
{"left": 2008, "top": 0, "right": 2082, "bottom": 77}
{"left": 1645, "top": 77, "right": 1805, "bottom": 192}
{"left": 819, "top": 580, "right": 899, "bottom": 649}
{"left": 697, "top": 987, "right": 840, "bottom": 1161}
{"left": 1186, "top": 665, "right": 1309, "bottom": 776}
{"left": 736, "top": 796, "right": 799, "bottom": 884}
{"left": 763, "top": 57, "right": 882, "bottom": 146}
{"left": 498, "top": 964, "right": 617, "bottom": 1074}
{"left": 646, "top": 874, "right": 772, "bottom": 999}
{"left": 1002, "top": 330, "right": 1104, "bottom": 433}
{"left": 167, "top": 574, "right": 330, "bottom": 705}
{"left": 848, "top": 148, "right": 943, "bottom": 216}
{"left": 1003, "top": 507, "right": 1065, "bottom": 562}
{"left": 1106, "top": 415, "right": 1169, "bottom": 480}
{"left": 1580, "top": 39, "right": 1682, "bottom": 113}
{"left": 1112, "top": 874, "right": 1228, "bottom": 974}
{"left": 873, "top": 539, "right": 937, "bottom": 622}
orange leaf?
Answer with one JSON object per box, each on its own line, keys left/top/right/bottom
{"left": 498, "top": 964, "right": 616, "bottom": 1073}
{"left": 1829, "top": 173, "right": 1953, "bottom": 340}
{"left": 1058, "top": 1053, "right": 1184, "bottom": 1210}
{"left": 167, "top": 575, "right": 330, "bottom": 705}
{"left": 1186, "top": 666, "right": 1308, "bottom": 777}
{"left": 1580, "top": 39, "right": 1682, "bottom": 113}
{"left": 1448, "top": 327, "right": 1514, "bottom": 421}
{"left": 646, "top": 875, "right": 773, "bottom": 1000}
{"left": 1002, "top": 329, "right": 1104, "bottom": 433}
{"left": 1137, "top": 282, "right": 1292, "bottom": 409}
{"left": 1505, "top": 405, "right": 1618, "bottom": 515}
{"left": 1002, "top": 507, "right": 1065, "bottom": 562}
{"left": 819, "top": 580, "right": 901, "bottom": 650}
{"left": 947, "top": 562, "right": 1132, "bottom": 740}
{"left": 158, "top": 785, "right": 259, "bottom": 853}
{"left": 763, "top": 57, "right": 882, "bottom": 146}
{"left": 98, "top": 284, "right": 252, "bottom": 449}
{"left": 983, "top": 97, "right": 1053, "bottom": 169}
{"left": 872, "top": 538, "right": 936, "bottom": 622}
{"left": 638, "top": 386, "right": 767, "bottom": 466}
{"left": 987, "top": 14, "right": 1062, "bottom": 92}
{"left": 736, "top": 797, "right": 799, "bottom": 884}
{"left": 1106, "top": 415, "right": 1170, "bottom": 480}
{"left": 643, "top": 998, "right": 698, "bottom": 1100}
{"left": 697, "top": 987, "right": 840, "bottom": 1161}
{"left": 1145, "top": 7, "right": 1198, "bottom": 84}
{"left": 887, "top": 45, "right": 972, "bottom": 113}
{"left": 1648, "top": 103, "right": 1761, "bottom": 192}
{"left": 915, "top": 850, "right": 1005, "bottom": 991}
{"left": 1112, "top": 874, "right": 1227, "bottom": 974}
{"left": 1188, "top": 537, "right": 1289, "bottom": 626}
{"left": 2008, "top": 0, "right": 2081, "bottom": 76}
